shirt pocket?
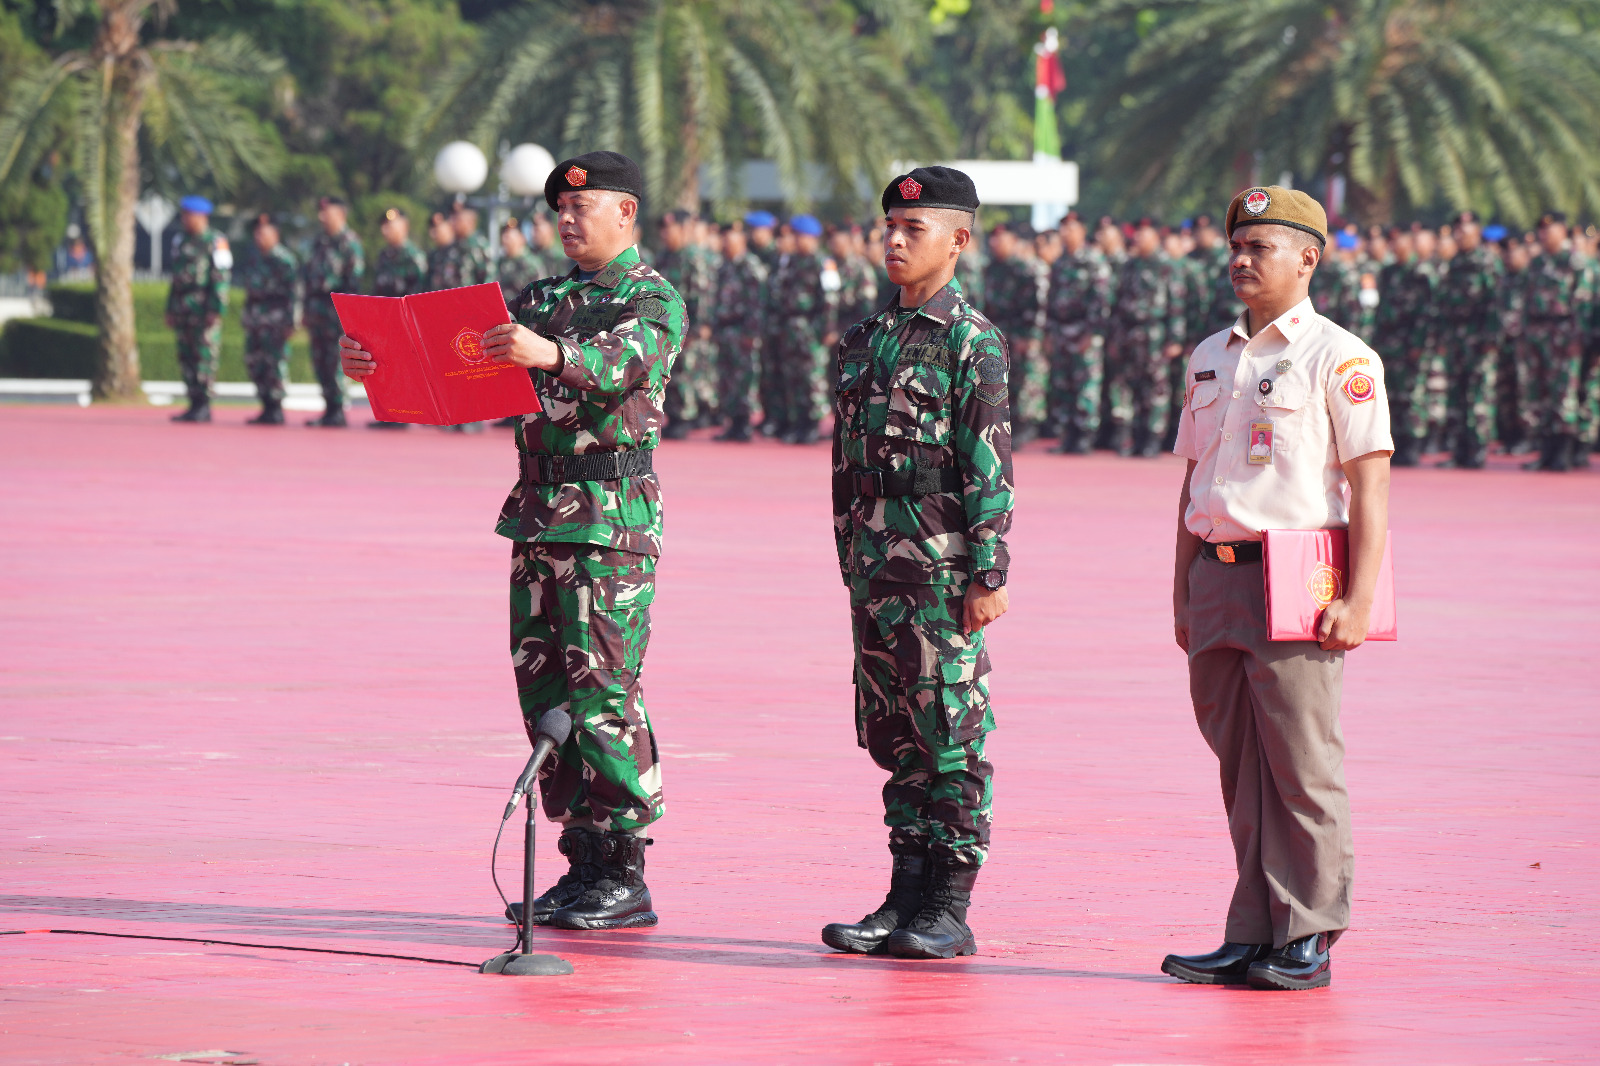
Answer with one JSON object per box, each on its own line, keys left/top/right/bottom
{"left": 1187, "top": 380, "right": 1224, "bottom": 443}
{"left": 884, "top": 362, "right": 953, "bottom": 443}
{"left": 1257, "top": 380, "right": 1310, "bottom": 452}
{"left": 834, "top": 358, "right": 869, "bottom": 433}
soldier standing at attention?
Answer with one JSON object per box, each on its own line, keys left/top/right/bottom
{"left": 366, "top": 207, "right": 428, "bottom": 430}
{"left": 237, "top": 214, "right": 298, "bottom": 426}
{"left": 1165, "top": 186, "right": 1392, "bottom": 991}
{"left": 771, "top": 214, "right": 836, "bottom": 444}
{"left": 829, "top": 223, "right": 880, "bottom": 338}
{"left": 1045, "top": 211, "right": 1113, "bottom": 453}
{"left": 983, "top": 224, "right": 1049, "bottom": 448}
{"left": 426, "top": 211, "right": 464, "bottom": 291}
{"left": 1436, "top": 212, "right": 1503, "bottom": 468}
{"left": 1373, "top": 228, "right": 1424, "bottom": 464}
{"left": 1519, "top": 213, "right": 1595, "bottom": 472}
{"left": 498, "top": 217, "right": 544, "bottom": 307}
{"left": 301, "top": 196, "right": 364, "bottom": 427}
{"left": 654, "top": 210, "right": 717, "bottom": 438}
{"left": 711, "top": 220, "right": 769, "bottom": 442}
{"left": 452, "top": 205, "right": 492, "bottom": 286}
{"left": 1493, "top": 233, "right": 1532, "bottom": 453}
{"left": 745, "top": 210, "right": 779, "bottom": 272}
{"left": 340, "top": 151, "right": 684, "bottom": 930}
{"left": 1105, "top": 219, "right": 1187, "bottom": 457}
{"left": 164, "top": 195, "right": 231, "bottom": 423}
{"left": 822, "top": 166, "right": 1013, "bottom": 961}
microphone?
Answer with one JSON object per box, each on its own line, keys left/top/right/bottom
{"left": 503, "top": 709, "right": 572, "bottom": 821}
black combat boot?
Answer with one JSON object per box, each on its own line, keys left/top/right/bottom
{"left": 307, "top": 406, "right": 346, "bottom": 427}
{"left": 820, "top": 851, "right": 929, "bottom": 955}
{"left": 885, "top": 859, "right": 978, "bottom": 959}
{"left": 790, "top": 420, "right": 819, "bottom": 445}
{"left": 1161, "top": 941, "right": 1272, "bottom": 985}
{"left": 1246, "top": 932, "right": 1333, "bottom": 991}
{"left": 504, "top": 827, "right": 600, "bottom": 927}
{"left": 247, "top": 400, "right": 284, "bottom": 425}
{"left": 549, "top": 832, "right": 657, "bottom": 930}
{"left": 714, "top": 416, "right": 751, "bottom": 442}
{"left": 171, "top": 395, "right": 211, "bottom": 423}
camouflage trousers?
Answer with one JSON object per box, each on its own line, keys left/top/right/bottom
{"left": 665, "top": 331, "right": 718, "bottom": 429}
{"left": 173, "top": 317, "right": 222, "bottom": 401}
{"left": 245, "top": 325, "right": 293, "bottom": 404}
{"left": 1518, "top": 321, "right": 1585, "bottom": 437}
{"left": 850, "top": 576, "right": 994, "bottom": 867}
{"left": 1047, "top": 326, "right": 1103, "bottom": 439}
{"left": 1442, "top": 328, "right": 1497, "bottom": 453}
{"left": 773, "top": 317, "right": 827, "bottom": 428}
{"left": 305, "top": 314, "right": 345, "bottom": 411}
{"left": 1006, "top": 334, "right": 1047, "bottom": 429}
{"left": 1106, "top": 323, "right": 1170, "bottom": 440}
{"left": 1494, "top": 342, "right": 1525, "bottom": 447}
{"left": 1384, "top": 347, "right": 1428, "bottom": 443}
{"left": 510, "top": 540, "right": 664, "bottom": 834}
{"left": 714, "top": 325, "right": 760, "bottom": 424}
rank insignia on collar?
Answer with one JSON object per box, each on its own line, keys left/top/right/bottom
{"left": 899, "top": 177, "right": 922, "bottom": 200}
{"left": 566, "top": 165, "right": 588, "bottom": 187}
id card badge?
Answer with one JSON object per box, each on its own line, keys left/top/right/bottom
{"left": 1247, "top": 420, "right": 1275, "bottom": 464}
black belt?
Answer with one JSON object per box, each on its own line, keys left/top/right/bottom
{"left": 1200, "top": 540, "right": 1262, "bottom": 564}
{"left": 519, "top": 450, "right": 653, "bottom": 485}
{"left": 834, "top": 466, "right": 962, "bottom": 499}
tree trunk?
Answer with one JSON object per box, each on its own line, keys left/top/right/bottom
{"left": 93, "top": 68, "right": 147, "bottom": 402}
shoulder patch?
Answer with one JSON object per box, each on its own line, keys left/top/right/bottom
{"left": 1334, "top": 356, "right": 1371, "bottom": 375}
{"left": 1342, "top": 372, "right": 1376, "bottom": 405}
{"left": 634, "top": 294, "right": 668, "bottom": 321}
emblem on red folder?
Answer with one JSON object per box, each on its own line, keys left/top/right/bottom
{"left": 453, "top": 328, "right": 489, "bottom": 364}
{"left": 899, "top": 177, "right": 922, "bottom": 200}
{"left": 566, "top": 165, "right": 588, "bottom": 187}
{"left": 1307, "top": 563, "right": 1343, "bottom": 608}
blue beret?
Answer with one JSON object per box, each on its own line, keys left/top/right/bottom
{"left": 179, "top": 195, "right": 213, "bottom": 215}
{"left": 744, "top": 210, "right": 777, "bottom": 229}
{"left": 1335, "top": 231, "right": 1359, "bottom": 250}
{"left": 789, "top": 214, "right": 823, "bottom": 237}
{"left": 1483, "top": 225, "right": 1508, "bottom": 242}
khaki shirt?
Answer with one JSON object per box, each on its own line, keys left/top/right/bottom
{"left": 1174, "top": 298, "right": 1392, "bottom": 543}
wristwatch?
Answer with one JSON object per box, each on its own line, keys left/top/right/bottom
{"left": 974, "top": 569, "right": 1007, "bottom": 591}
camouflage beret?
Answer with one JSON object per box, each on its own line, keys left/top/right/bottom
{"left": 545, "top": 150, "right": 644, "bottom": 211}
{"left": 1225, "top": 186, "right": 1328, "bottom": 246}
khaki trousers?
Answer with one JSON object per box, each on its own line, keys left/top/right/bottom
{"left": 1186, "top": 555, "right": 1354, "bottom": 948}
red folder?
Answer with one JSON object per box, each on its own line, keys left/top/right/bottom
{"left": 331, "top": 283, "right": 541, "bottom": 425}
{"left": 1263, "top": 528, "right": 1397, "bottom": 642}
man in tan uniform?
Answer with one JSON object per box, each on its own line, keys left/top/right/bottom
{"left": 1165, "top": 187, "right": 1393, "bottom": 991}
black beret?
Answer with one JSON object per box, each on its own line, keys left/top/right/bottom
{"left": 545, "top": 150, "right": 644, "bottom": 211}
{"left": 881, "top": 165, "right": 979, "bottom": 214}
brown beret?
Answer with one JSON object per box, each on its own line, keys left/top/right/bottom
{"left": 1225, "top": 186, "right": 1328, "bottom": 246}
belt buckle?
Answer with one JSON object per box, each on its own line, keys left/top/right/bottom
{"left": 1216, "top": 544, "right": 1236, "bottom": 564}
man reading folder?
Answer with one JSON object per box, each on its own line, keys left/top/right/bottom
{"left": 331, "top": 282, "right": 539, "bottom": 425}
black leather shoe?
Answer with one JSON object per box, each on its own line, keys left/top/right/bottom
{"left": 504, "top": 827, "right": 599, "bottom": 927}
{"left": 885, "top": 860, "right": 978, "bottom": 959}
{"left": 1160, "top": 942, "right": 1271, "bottom": 985}
{"left": 1246, "top": 933, "right": 1332, "bottom": 990}
{"left": 821, "top": 851, "right": 928, "bottom": 955}
{"left": 550, "top": 833, "right": 657, "bottom": 930}
{"left": 713, "top": 419, "right": 751, "bottom": 442}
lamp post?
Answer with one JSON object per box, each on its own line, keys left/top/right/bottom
{"left": 433, "top": 141, "right": 553, "bottom": 265}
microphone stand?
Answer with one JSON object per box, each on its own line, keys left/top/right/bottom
{"left": 480, "top": 775, "right": 573, "bottom": 977}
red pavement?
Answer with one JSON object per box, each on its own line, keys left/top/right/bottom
{"left": 2, "top": 404, "right": 1597, "bottom": 1066}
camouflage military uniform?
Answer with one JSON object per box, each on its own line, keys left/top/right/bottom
{"left": 237, "top": 243, "right": 298, "bottom": 406}
{"left": 1310, "top": 254, "right": 1364, "bottom": 333}
{"left": 372, "top": 240, "right": 427, "bottom": 299}
{"left": 1044, "top": 245, "right": 1113, "bottom": 447}
{"left": 983, "top": 254, "right": 1048, "bottom": 437}
{"left": 498, "top": 249, "right": 546, "bottom": 307}
{"left": 1437, "top": 244, "right": 1503, "bottom": 463}
{"left": 834, "top": 252, "right": 882, "bottom": 336}
{"left": 427, "top": 241, "right": 469, "bottom": 292}
{"left": 1519, "top": 250, "right": 1596, "bottom": 452}
{"left": 459, "top": 233, "right": 493, "bottom": 286}
{"left": 165, "top": 227, "right": 231, "bottom": 407}
{"left": 1106, "top": 253, "right": 1186, "bottom": 452}
{"left": 1374, "top": 256, "right": 1437, "bottom": 457}
{"left": 830, "top": 278, "right": 1013, "bottom": 866}
{"left": 301, "top": 227, "right": 365, "bottom": 415}
{"left": 1493, "top": 256, "right": 1529, "bottom": 448}
{"left": 712, "top": 248, "right": 768, "bottom": 427}
{"left": 654, "top": 244, "right": 719, "bottom": 431}
{"left": 500, "top": 247, "right": 685, "bottom": 832}
{"left": 768, "top": 249, "right": 836, "bottom": 438}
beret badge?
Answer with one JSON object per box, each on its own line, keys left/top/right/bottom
{"left": 898, "top": 177, "right": 923, "bottom": 200}
{"left": 1243, "top": 189, "right": 1271, "bottom": 216}
{"left": 566, "top": 165, "right": 588, "bottom": 187}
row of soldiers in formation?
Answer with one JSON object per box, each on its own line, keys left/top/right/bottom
{"left": 167, "top": 195, "right": 1600, "bottom": 471}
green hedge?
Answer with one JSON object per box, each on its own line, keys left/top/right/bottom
{"left": 34, "top": 280, "right": 313, "bottom": 383}
{"left": 0, "top": 317, "right": 100, "bottom": 378}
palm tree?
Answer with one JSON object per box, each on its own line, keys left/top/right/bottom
{"left": 0, "top": 0, "right": 281, "bottom": 400}
{"left": 1088, "top": 0, "right": 1600, "bottom": 225}
{"left": 414, "top": 0, "right": 951, "bottom": 215}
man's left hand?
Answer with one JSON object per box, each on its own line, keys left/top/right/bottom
{"left": 964, "top": 585, "right": 1009, "bottom": 634}
{"left": 1317, "top": 597, "right": 1370, "bottom": 651}
{"left": 484, "top": 322, "right": 562, "bottom": 372}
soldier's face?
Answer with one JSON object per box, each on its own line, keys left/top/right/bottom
{"left": 1061, "top": 220, "right": 1085, "bottom": 251}
{"left": 381, "top": 217, "right": 408, "bottom": 245}
{"left": 659, "top": 220, "right": 687, "bottom": 251}
{"left": 1134, "top": 226, "right": 1160, "bottom": 256}
{"left": 1540, "top": 224, "right": 1568, "bottom": 254}
{"left": 722, "top": 229, "right": 746, "bottom": 258}
{"left": 318, "top": 205, "right": 346, "bottom": 233}
{"left": 556, "top": 190, "right": 637, "bottom": 266}
{"left": 1228, "top": 225, "right": 1318, "bottom": 305}
{"left": 452, "top": 210, "right": 477, "bottom": 238}
{"left": 501, "top": 227, "right": 526, "bottom": 255}
{"left": 1457, "top": 222, "right": 1480, "bottom": 250}
{"left": 749, "top": 225, "right": 774, "bottom": 248}
{"left": 796, "top": 233, "right": 820, "bottom": 255}
{"left": 1414, "top": 231, "right": 1436, "bottom": 259}
{"left": 883, "top": 207, "right": 969, "bottom": 287}
{"left": 181, "top": 210, "right": 208, "bottom": 235}
{"left": 253, "top": 224, "right": 279, "bottom": 252}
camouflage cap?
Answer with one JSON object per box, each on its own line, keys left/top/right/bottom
{"left": 1225, "top": 186, "right": 1328, "bottom": 246}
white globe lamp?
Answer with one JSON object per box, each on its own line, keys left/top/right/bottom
{"left": 502, "top": 143, "right": 555, "bottom": 198}
{"left": 434, "top": 141, "right": 488, "bottom": 194}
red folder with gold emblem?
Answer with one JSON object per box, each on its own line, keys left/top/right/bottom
{"left": 331, "top": 283, "right": 540, "bottom": 425}
{"left": 1263, "top": 528, "right": 1397, "bottom": 642}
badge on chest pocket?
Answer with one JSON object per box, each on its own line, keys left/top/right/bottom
{"left": 1248, "top": 420, "right": 1275, "bottom": 465}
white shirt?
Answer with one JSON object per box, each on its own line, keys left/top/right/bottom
{"left": 1173, "top": 297, "right": 1392, "bottom": 543}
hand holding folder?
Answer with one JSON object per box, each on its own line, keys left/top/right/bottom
{"left": 332, "top": 283, "right": 542, "bottom": 425}
{"left": 1263, "top": 528, "right": 1397, "bottom": 642}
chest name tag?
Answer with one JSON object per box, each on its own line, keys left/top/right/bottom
{"left": 566, "top": 304, "right": 623, "bottom": 336}
{"left": 1194, "top": 369, "right": 1217, "bottom": 382}
{"left": 1247, "top": 420, "right": 1275, "bottom": 465}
